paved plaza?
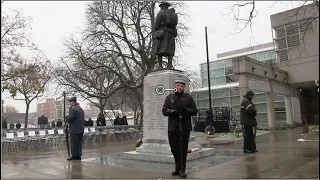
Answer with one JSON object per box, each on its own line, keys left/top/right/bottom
{"left": 1, "top": 126, "right": 319, "bottom": 179}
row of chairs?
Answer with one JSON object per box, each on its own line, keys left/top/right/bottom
{"left": 1, "top": 126, "right": 143, "bottom": 154}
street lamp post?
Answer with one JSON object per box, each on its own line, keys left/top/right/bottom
{"left": 1, "top": 99, "right": 4, "bottom": 122}
{"left": 62, "top": 91, "right": 67, "bottom": 125}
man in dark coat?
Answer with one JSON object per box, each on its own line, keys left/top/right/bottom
{"left": 121, "top": 115, "right": 128, "bottom": 125}
{"left": 56, "top": 119, "right": 63, "bottom": 127}
{"left": 65, "top": 96, "right": 85, "bottom": 160}
{"left": 51, "top": 120, "right": 56, "bottom": 128}
{"left": 240, "top": 91, "right": 257, "bottom": 153}
{"left": 154, "top": 2, "right": 178, "bottom": 69}
{"left": 9, "top": 121, "right": 14, "bottom": 129}
{"left": 87, "top": 118, "right": 94, "bottom": 127}
{"left": 162, "top": 79, "right": 198, "bottom": 179}
{"left": 2, "top": 118, "right": 8, "bottom": 129}
{"left": 113, "top": 116, "right": 120, "bottom": 126}
{"left": 97, "top": 112, "right": 106, "bottom": 126}
{"left": 16, "top": 122, "right": 21, "bottom": 129}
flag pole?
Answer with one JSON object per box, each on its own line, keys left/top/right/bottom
{"left": 205, "top": 26, "right": 214, "bottom": 126}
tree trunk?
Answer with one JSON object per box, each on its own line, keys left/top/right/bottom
{"left": 24, "top": 102, "right": 30, "bottom": 129}
{"left": 132, "top": 89, "right": 143, "bottom": 126}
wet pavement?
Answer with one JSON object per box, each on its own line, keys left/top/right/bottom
{"left": 1, "top": 126, "right": 319, "bottom": 179}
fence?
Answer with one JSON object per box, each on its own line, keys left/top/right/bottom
{"left": 1, "top": 125, "right": 142, "bottom": 154}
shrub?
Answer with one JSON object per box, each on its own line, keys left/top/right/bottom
{"left": 256, "top": 121, "right": 303, "bottom": 130}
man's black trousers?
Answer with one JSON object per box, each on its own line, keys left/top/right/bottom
{"left": 243, "top": 126, "right": 254, "bottom": 151}
{"left": 168, "top": 130, "right": 190, "bottom": 172}
{"left": 70, "top": 133, "right": 83, "bottom": 157}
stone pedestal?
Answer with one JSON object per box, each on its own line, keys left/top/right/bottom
{"left": 122, "top": 69, "right": 215, "bottom": 163}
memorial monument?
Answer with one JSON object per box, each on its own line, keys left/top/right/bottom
{"left": 122, "top": 1, "right": 215, "bottom": 163}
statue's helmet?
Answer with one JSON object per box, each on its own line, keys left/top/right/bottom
{"left": 159, "top": 1, "right": 171, "bottom": 7}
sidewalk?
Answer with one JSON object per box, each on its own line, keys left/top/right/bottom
{"left": 1, "top": 126, "right": 319, "bottom": 179}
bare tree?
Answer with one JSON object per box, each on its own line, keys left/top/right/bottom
{"left": 1, "top": 8, "right": 38, "bottom": 80}
{"left": 2, "top": 55, "right": 51, "bottom": 129}
{"left": 4, "top": 105, "right": 19, "bottom": 113}
{"left": 62, "top": 1, "right": 189, "bottom": 125}
{"left": 223, "top": 1, "right": 319, "bottom": 63}
{"left": 55, "top": 54, "right": 123, "bottom": 114}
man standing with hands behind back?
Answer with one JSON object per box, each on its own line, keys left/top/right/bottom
{"left": 65, "top": 96, "right": 85, "bottom": 160}
{"left": 162, "top": 79, "right": 198, "bottom": 179}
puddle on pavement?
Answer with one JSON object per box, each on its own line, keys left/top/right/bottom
{"left": 81, "top": 149, "right": 246, "bottom": 173}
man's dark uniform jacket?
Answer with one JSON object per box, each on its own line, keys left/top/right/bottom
{"left": 240, "top": 97, "right": 256, "bottom": 127}
{"left": 162, "top": 92, "right": 198, "bottom": 131}
{"left": 66, "top": 103, "right": 85, "bottom": 134}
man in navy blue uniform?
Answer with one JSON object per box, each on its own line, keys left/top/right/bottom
{"left": 162, "top": 79, "right": 198, "bottom": 179}
{"left": 65, "top": 96, "right": 85, "bottom": 160}
{"left": 240, "top": 91, "right": 258, "bottom": 153}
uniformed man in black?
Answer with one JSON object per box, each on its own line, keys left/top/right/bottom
{"left": 240, "top": 91, "right": 257, "bottom": 153}
{"left": 65, "top": 96, "right": 85, "bottom": 160}
{"left": 162, "top": 79, "right": 198, "bottom": 179}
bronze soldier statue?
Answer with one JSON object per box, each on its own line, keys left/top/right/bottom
{"left": 154, "top": 1, "right": 178, "bottom": 69}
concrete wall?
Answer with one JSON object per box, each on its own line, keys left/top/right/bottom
{"left": 232, "top": 56, "right": 289, "bottom": 83}
{"left": 217, "top": 42, "right": 274, "bottom": 58}
{"left": 270, "top": 3, "right": 319, "bottom": 85}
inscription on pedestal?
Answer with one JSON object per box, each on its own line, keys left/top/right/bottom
{"left": 145, "top": 85, "right": 167, "bottom": 132}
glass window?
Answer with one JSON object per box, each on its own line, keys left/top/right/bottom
{"left": 198, "top": 99, "right": 210, "bottom": 108}
{"left": 285, "top": 22, "right": 299, "bottom": 35}
{"left": 275, "top": 102, "right": 285, "bottom": 111}
{"left": 247, "top": 53, "right": 258, "bottom": 60}
{"left": 201, "top": 71, "right": 208, "bottom": 79}
{"left": 276, "top": 112, "right": 286, "bottom": 121}
{"left": 263, "top": 59, "right": 274, "bottom": 66}
{"left": 225, "top": 66, "right": 233, "bottom": 75}
{"left": 213, "top": 89, "right": 230, "bottom": 97}
{"left": 231, "top": 96, "right": 240, "bottom": 106}
{"left": 257, "top": 52, "right": 267, "bottom": 61}
{"left": 210, "top": 60, "right": 225, "bottom": 69}
{"left": 231, "top": 105, "right": 240, "bottom": 115}
{"left": 255, "top": 103, "right": 267, "bottom": 113}
{"left": 197, "top": 92, "right": 209, "bottom": 100}
{"left": 299, "top": 18, "right": 314, "bottom": 31}
{"left": 211, "top": 77, "right": 225, "bottom": 85}
{"left": 226, "top": 74, "right": 238, "bottom": 83}
{"left": 201, "top": 63, "right": 207, "bottom": 71}
{"left": 210, "top": 68, "right": 225, "bottom": 77}
{"left": 230, "top": 88, "right": 239, "bottom": 96}
{"left": 256, "top": 113, "right": 268, "bottom": 121}
{"left": 224, "top": 59, "right": 232, "bottom": 67}
{"left": 202, "top": 80, "right": 208, "bottom": 87}
{"left": 266, "top": 50, "right": 276, "bottom": 60}
{"left": 198, "top": 108, "right": 207, "bottom": 117}
{"left": 213, "top": 97, "right": 230, "bottom": 107}
{"left": 252, "top": 94, "right": 266, "bottom": 104}
{"left": 274, "top": 94, "right": 285, "bottom": 102}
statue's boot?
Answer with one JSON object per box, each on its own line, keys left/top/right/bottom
{"left": 167, "top": 57, "right": 174, "bottom": 69}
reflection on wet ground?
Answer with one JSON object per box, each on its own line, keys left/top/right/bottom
{"left": 1, "top": 126, "right": 319, "bottom": 179}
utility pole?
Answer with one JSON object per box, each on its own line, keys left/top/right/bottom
{"left": 205, "top": 26, "right": 214, "bottom": 126}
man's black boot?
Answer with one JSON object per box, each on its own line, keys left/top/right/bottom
{"left": 75, "top": 156, "right": 81, "bottom": 160}
{"left": 244, "top": 150, "right": 254, "bottom": 153}
{"left": 171, "top": 171, "right": 179, "bottom": 176}
{"left": 67, "top": 156, "right": 74, "bottom": 161}
{"left": 179, "top": 170, "right": 187, "bottom": 179}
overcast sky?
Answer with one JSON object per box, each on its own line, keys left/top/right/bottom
{"left": 2, "top": 1, "right": 305, "bottom": 113}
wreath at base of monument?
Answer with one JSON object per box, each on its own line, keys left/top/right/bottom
{"left": 205, "top": 125, "right": 215, "bottom": 135}
{"left": 136, "top": 139, "right": 143, "bottom": 148}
